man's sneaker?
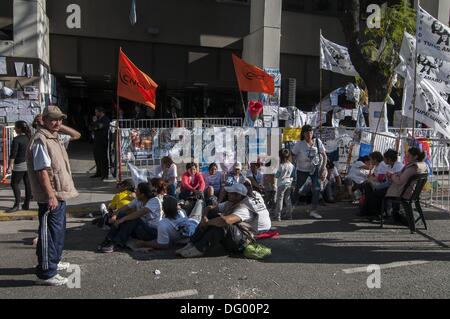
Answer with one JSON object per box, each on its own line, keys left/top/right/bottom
{"left": 309, "top": 211, "right": 323, "bottom": 220}
{"left": 175, "top": 243, "right": 194, "bottom": 255}
{"left": 180, "top": 246, "right": 204, "bottom": 258}
{"left": 36, "top": 274, "right": 68, "bottom": 286}
{"left": 100, "top": 243, "right": 115, "bottom": 254}
{"left": 57, "top": 262, "right": 71, "bottom": 271}
{"left": 97, "top": 238, "right": 114, "bottom": 252}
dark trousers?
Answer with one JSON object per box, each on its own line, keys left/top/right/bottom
{"left": 10, "top": 171, "right": 31, "bottom": 207}
{"left": 36, "top": 201, "right": 67, "bottom": 280}
{"left": 191, "top": 224, "right": 247, "bottom": 254}
{"left": 292, "top": 170, "right": 320, "bottom": 208}
{"left": 107, "top": 219, "right": 157, "bottom": 247}
{"left": 94, "top": 142, "right": 109, "bottom": 178}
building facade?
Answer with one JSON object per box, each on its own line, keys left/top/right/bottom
{"left": 0, "top": 0, "right": 449, "bottom": 122}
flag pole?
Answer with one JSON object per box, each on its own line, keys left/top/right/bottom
{"left": 319, "top": 29, "right": 324, "bottom": 138}
{"left": 239, "top": 90, "right": 249, "bottom": 127}
{"left": 116, "top": 48, "right": 123, "bottom": 182}
{"left": 412, "top": 0, "right": 420, "bottom": 141}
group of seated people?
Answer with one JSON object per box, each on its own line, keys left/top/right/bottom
{"left": 94, "top": 160, "right": 273, "bottom": 258}
{"left": 345, "top": 147, "right": 428, "bottom": 221}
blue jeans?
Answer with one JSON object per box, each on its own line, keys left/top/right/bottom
{"left": 36, "top": 201, "right": 67, "bottom": 280}
{"left": 293, "top": 169, "right": 320, "bottom": 209}
{"left": 167, "top": 184, "right": 177, "bottom": 197}
{"left": 107, "top": 218, "right": 157, "bottom": 247}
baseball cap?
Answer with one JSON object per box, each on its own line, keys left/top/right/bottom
{"left": 234, "top": 162, "right": 243, "bottom": 170}
{"left": 42, "top": 105, "right": 67, "bottom": 120}
{"left": 224, "top": 183, "right": 248, "bottom": 197}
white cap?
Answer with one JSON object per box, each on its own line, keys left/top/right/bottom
{"left": 234, "top": 162, "right": 243, "bottom": 170}
{"left": 225, "top": 183, "right": 248, "bottom": 197}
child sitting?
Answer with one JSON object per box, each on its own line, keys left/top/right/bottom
{"left": 345, "top": 156, "right": 371, "bottom": 203}
{"left": 92, "top": 179, "right": 136, "bottom": 228}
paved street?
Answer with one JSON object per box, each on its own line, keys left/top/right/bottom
{"left": 1, "top": 202, "right": 450, "bottom": 299}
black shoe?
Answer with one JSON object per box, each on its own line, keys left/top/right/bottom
{"left": 97, "top": 238, "right": 114, "bottom": 252}
{"left": 6, "top": 206, "right": 20, "bottom": 213}
{"left": 90, "top": 175, "right": 101, "bottom": 179}
{"left": 22, "top": 204, "right": 30, "bottom": 211}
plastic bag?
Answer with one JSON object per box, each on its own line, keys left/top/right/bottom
{"left": 128, "top": 163, "right": 154, "bottom": 187}
{"left": 244, "top": 243, "right": 272, "bottom": 260}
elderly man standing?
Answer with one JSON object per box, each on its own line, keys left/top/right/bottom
{"left": 27, "top": 106, "right": 80, "bottom": 286}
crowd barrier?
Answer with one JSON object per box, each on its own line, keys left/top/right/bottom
{"left": 109, "top": 122, "right": 449, "bottom": 213}
{"left": 0, "top": 126, "right": 15, "bottom": 185}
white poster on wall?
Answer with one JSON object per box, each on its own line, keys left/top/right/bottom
{"left": 369, "top": 102, "right": 389, "bottom": 133}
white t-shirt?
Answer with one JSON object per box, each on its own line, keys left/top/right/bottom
{"left": 242, "top": 192, "right": 272, "bottom": 232}
{"left": 292, "top": 139, "right": 325, "bottom": 173}
{"left": 348, "top": 161, "right": 369, "bottom": 185}
{"left": 156, "top": 164, "right": 178, "bottom": 185}
{"left": 383, "top": 161, "right": 404, "bottom": 174}
{"left": 32, "top": 134, "right": 72, "bottom": 171}
{"left": 276, "top": 162, "right": 295, "bottom": 186}
{"left": 128, "top": 196, "right": 163, "bottom": 228}
{"left": 157, "top": 210, "right": 187, "bottom": 245}
{"left": 218, "top": 201, "right": 258, "bottom": 234}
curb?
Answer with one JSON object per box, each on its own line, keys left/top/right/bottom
{"left": 0, "top": 206, "right": 99, "bottom": 222}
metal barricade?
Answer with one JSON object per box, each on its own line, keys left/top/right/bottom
{"left": 116, "top": 118, "right": 243, "bottom": 129}
{"left": 0, "top": 126, "right": 15, "bottom": 184}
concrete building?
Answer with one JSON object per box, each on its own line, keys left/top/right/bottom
{"left": 0, "top": 0, "right": 449, "bottom": 122}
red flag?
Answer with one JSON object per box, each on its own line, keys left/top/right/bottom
{"left": 117, "top": 48, "right": 158, "bottom": 109}
{"left": 232, "top": 54, "right": 274, "bottom": 95}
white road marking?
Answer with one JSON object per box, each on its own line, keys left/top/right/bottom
{"left": 342, "top": 260, "right": 430, "bottom": 274}
{"left": 129, "top": 289, "right": 199, "bottom": 299}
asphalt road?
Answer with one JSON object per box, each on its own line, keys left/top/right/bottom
{"left": 1, "top": 203, "right": 450, "bottom": 299}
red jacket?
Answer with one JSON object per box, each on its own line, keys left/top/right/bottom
{"left": 181, "top": 172, "right": 206, "bottom": 193}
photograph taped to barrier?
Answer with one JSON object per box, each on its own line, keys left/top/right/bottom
{"left": 121, "top": 128, "right": 158, "bottom": 161}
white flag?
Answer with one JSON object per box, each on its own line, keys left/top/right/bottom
{"left": 417, "top": 6, "right": 450, "bottom": 62}
{"left": 403, "top": 68, "right": 450, "bottom": 139}
{"left": 320, "top": 35, "right": 359, "bottom": 77}
{"left": 396, "top": 32, "right": 450, "bottom": 101}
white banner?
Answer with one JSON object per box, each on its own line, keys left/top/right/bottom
{"left": 369, "top": 102, "right": 389, "bottom": 133}
{"left": 397, "top": 31, "right": 450, "bottom": 100}
{"left": 417, "top": 6, "right": 450, "bottom": 62}
{"left": 403, "top": 69, "right": 450, "bottom": 139}
{"left": 320, "top": 35, "right": 359, "bottom": 77}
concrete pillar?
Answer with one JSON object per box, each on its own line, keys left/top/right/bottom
{"left": 243, "top": 0, "right": 282, "bottom": 70}
{"left": 13, "top": 0, "right": 49, "bottom": 66}
{"left": 419, "top": 0, "right": 450, "bottom": 25}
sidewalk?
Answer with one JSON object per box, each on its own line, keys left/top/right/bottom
{"left": 0, "top": 141, "right": 117, "bottom": 221}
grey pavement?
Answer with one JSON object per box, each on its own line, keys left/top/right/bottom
{"left": 0, "top": 141, "right": 116, "bottom": 216}
{"left": 1, "top": 202, "right": 450, "bottom": 299}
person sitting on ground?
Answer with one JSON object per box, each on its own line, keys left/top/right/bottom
{"left": 274, "top": 149, "right": 296, "bottom": 221}
{"left": 362, "top": 147, "right": 428, "bottom": 220}
{"left": 246, "top": 162, "right": 264, "bottom": 194}
{"left": 203, "top": 163, "right": 222, "bottom": 206}
{"left": 219, "top": 162, "right": 246, "bottom": 202}
{"left": 156, "top": 156, "right": 178, "bottom": 197}
{"left": 135, "top": 196, "right": 202, "bottom": 251}
{"left": 345, "top": 156, "right": 371, "bottom": 201}
{"left": 92, "top": 179, "right": 136, "bottom": 228}
{"left": 323, "top": 160, "right": 342, "bottom": 203}
{"left": 242, "top": 180, "right": 272, "bottom": 232}
{"left": 180, "top": 162, "right": 206, "bottom": 201}
{"left": 97, "top": 181, "right": 166, "bottom": 253}
{"left": 176, "top": 183, "right": 256, "bottom": 258}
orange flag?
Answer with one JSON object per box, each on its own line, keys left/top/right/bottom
{"left": 232, "top": 54, "right": 275, "bottom": 96}
{"left": 117, "top": 48, "right": 158, "bottom": 109}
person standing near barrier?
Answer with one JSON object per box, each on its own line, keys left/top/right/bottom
{"left": 90, "top": 106, "right": 111, "bottom": 180}
{"left": 5, "top": 121, "right": 32, "bottom": 213}
{"left": 27, "top": 106, "right": 80, "bottom": 286}
{"left": 292, "top": 125, "right": 328, "bottom": 219}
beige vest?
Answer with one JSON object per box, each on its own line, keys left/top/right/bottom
{"left": 27, "top": 128, "right": 79, "bottom": 203}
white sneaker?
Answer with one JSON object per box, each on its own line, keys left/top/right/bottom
{"left": 309, "top": 211, "right": 323, "bottom": 220}
{"left": 100, "top": 203, "right": 109, "bottom": 217}
{"left": 176, "top": 243, "right": 193, "bottom": 255}
{"left": 180, "top": 246, "right": 204, "bottom": 258}
{"left": 36, "top": 274, "right": 68, "bottom": 286}
{"left": 57, "top": 262, "right": 71, "bottom": 271}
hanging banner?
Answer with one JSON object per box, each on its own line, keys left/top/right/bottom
{"left": 397, "top": 31, "right": 450, "bottom": 100}
{"left": 403, "top": 69, "right": 450, "bottom": 139}
{"left": 320, "top": 35, "right": 359, "bottom": 77}
{"left": 417, "top": 6, "right": 450, "bottom": 62}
